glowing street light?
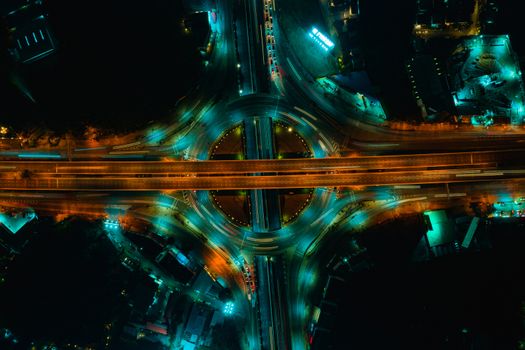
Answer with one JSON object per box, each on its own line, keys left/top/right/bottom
{"left": 223, "top": 301, "right": 235, "bottom": 316}
{"left": 104, "top": 219, "right": 120, "bottom": 229}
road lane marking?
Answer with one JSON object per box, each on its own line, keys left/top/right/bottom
{"left": 293, "top": 106, "right": 317, "bottom": 120}
{"left": 301, "top": 117, "right": 318, "bottom": 131}
{"left": 434, "top": 193, "right": 467, "bottom": 198}
{"left": 287, "top": 57, "right": 302, "bottom": 81}
{"left": 113, "top": 141, "right": 141, "bottom": 150}
{"left": 456, "top": 172, "right": 503, "bottom": 177}
{"left": 310, "top": 208, "right": 334, "bottom": 227}
{"left": 394, "top": 185, "right": 421, "bottom": 189}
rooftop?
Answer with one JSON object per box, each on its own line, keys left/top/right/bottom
{"left": 4, "top": 1, "right": 57, "bottom": 63}
{"left": 423, "top": 210, "right": 455, "bottom": 247}
{"left": 450, "top": 35, "right": 525, "bottom": 125}
{"left": 0, "top": 208, "right": 36, "bottom": 234}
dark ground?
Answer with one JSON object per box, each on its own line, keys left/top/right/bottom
{"left": 0, "top": 0, "right": 207, "bottom": 133}
{"left": 359, "top": 0, "right": 420, "bottom": 121}
{"left": 0, "top": 218, "right": 129, "bottom": 348}
{"left": 331, "top": 218, "right": 525, "bottom": 350}
{"left": 490, "top": 0, "right": 525, "bottom": 57}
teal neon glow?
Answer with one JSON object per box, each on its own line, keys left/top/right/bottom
{"left": 103, "top": 219, "right": 120, "bottom": 229}
{"left": 146, "top": 128, "right": 166, "bottom": 144}
{"left": 0, "top": 210, "right": 36, "bottom": 234}
{"left": 18, "top": 153, "right": 61, "bottom": 158}
{"left": 299, "top": 267, "right": 317, "bottom": 288}
{"left": 424, "top": 210, "right": 454, "bottom": 247}
{"left": 452, "top": 35, "right": 525, "bottom": 124}
{"left": 309, "top": 27, "right": 334, "bottom": 51}
{"left": 492, "top": 198, "right": 525, "bottom": 218}
{"left": 223, "top": 301, "right": 235, "bottom": 316}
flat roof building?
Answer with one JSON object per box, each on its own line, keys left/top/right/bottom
{"left": 2, "top": 1, "right": 57, "bottom": 63}
{"left": 182, "top": 302, "right": 214, "bottom": 349}
{"left": 0, "top": 208, "right": 36, "bottom": 234}
{"left": 449, "top": 35, "right": 525, "bottom": 125}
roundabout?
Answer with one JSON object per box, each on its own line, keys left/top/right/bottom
{"left": 209, "top": 121, "right": 314, "bottom": 227}
{"left": 178, "top": 94, "right": 341, "bottom": 253}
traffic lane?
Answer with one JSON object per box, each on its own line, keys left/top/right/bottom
{"left": 1, "top": 169, "right": 524, "bottom": 190}
{"left": 0, "top": 161, "right": 496, "bottom": 177}
{"left": 0, "top": 149, "right": 522, "bottom": 174}
{"left": 353, "top": 136, "right": 525, "bottom": 152}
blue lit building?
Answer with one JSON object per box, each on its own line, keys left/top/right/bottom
{"left": 449, "top": 35, "right": 525, "bottom": 125}
{"left": 1, "top": 0, "right": 57, "bottom": 63}
{"left": 0, "top": 207, "right": 36, "bottom": 234}
{"left": 182, "top": 302, "right": 215, "bottom": 349}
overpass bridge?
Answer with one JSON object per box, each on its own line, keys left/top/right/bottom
{"left": 0, "top": 149, "right": 522, "bottom": 174}
{"left": 0, "top": 149, "right": 524, "bottom": 191}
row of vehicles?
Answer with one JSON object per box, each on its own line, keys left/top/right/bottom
{"left": 264, "top": 0, "right": 280, "bottom": 78}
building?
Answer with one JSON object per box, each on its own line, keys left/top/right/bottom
{"left": 1, "top": 0, "right": 57, "bottom": 63}
{"left": 0, "top": 207, "right": 36, "bottom": 234}
{"left": 414, "top": 0, "right": 480, "bottom": 39}
{"left": 146, "top": 282, "right": 173, "bottom": 325}
{"left": 191, "top": 269, "right": 223, "bottom": 300}
{"left": 318, "top": 76, "right": 387, "bottom": 123}
{"left": 449, "top": 35, "right": 525, "bottom": 125}
{"left": 157, "top": 248, "right": 196, "bottom": 286}
{"left": 310, "top": 275, "right": 346, "bottom": 350}
{"left": 181, "top": 302, "right": 215, "bottom": 349}
{"left": 422, "top": 210, "right": 461, "bottom": 258}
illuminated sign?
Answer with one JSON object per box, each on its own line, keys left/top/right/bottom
{"left": 309, "top": 27, "right": 334, "bottom": 51}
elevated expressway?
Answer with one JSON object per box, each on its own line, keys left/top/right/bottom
{"left": 0, "top": 149, "right": 524, "bottom": 191}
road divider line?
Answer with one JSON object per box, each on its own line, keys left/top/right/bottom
{"left": 74, "top": 147, "right": 107, "bottom": 152}
{"left": 293, "top": 106, "right": 317, "bottom": 120}
{"left": 108, "top": 151, "right": 150, "bottom": 155}
{"left": 394, "top": 185, "right": 421, "bottom": 189}
{"left": 301, "top": 117, "right": 318, "bottom": 131}
{"left": 287, "top": 57, "right": 302, "bottom": 81}
{"left": 456, "top": 172, "right": 503, "bottom": 177}
{"left": 434, "top": 193, "right": 467, "bottom": 198}
{"left": 310, "top": 208, "right": 334, "bottom": 227}
{"left": 113, "top": 141, "right": 141, "bottom": 150}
